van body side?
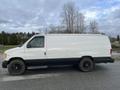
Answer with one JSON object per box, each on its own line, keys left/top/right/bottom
{"left": 2, "top": 34, "right": 114, "bottom": 73}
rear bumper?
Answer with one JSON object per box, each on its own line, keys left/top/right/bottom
{"left": 94, "top": 57, "right": 114, "bottom": 63}
{"left": 2, "top": 61, "right": 8, "bottom": 68}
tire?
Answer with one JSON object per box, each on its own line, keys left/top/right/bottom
{"left": 8, "top": 59, "right": 26, "bottom": 75}
{"left": 78, "top": 57, "right": 94, "bottom": 72}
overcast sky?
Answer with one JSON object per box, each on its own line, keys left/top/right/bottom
{"left": 0, "top": 0, "right": 120, "bottom": 36}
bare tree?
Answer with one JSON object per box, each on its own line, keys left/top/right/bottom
{"left": 48, "top": 24, "right": 57, "bottom": 33}
{"left": 61, "top": 2, "right": 86, "bottom": 34}
{"left": 75, "top": 12, "right": 85, "bottom": 33}
{"left": 89, "top": 20, "right": 99, "bottom": 34}
{"left": 61, "top": 2, "right": 76, "bottom": 33}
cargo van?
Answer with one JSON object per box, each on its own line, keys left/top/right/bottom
{"left": 2, "top": 34, "right": 114, "bottom": 75}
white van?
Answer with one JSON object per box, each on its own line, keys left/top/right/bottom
{"left": 2, "top": 34, "right": 114, "bottom": 75}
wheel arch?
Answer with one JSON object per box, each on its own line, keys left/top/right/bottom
{"left": 81, "top": 56, "right": 94, "bottom": 62}
{"left": 8, "top": 57, "right": 25, "bottom": 64}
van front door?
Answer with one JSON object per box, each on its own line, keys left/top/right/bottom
{"left": 24, "top": 36, "right": 46, "bottom": 60}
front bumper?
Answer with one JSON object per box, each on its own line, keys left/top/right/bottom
{"left": 2, "top": 61, "right": 8, "bottom": 68}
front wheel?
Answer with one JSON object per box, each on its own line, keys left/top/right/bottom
{"left": 78, "top": 57, "right": 95, "bottom": 72}
{"left": 8, "top": 59, "right": 26, "bottom": 75}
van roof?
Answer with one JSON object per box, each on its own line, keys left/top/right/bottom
{"left": 34, "top": 34, "right": 105, "bottom": 37}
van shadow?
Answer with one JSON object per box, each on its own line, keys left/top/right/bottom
{"left": 25, "top": 65, "right": 76, "bottom": 75}
{"left": 24, "top": 64, "right": 109, "bottom": 75}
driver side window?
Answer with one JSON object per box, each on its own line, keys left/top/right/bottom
{"left": 27, "top": 36, "right": 44, "bottom": 48}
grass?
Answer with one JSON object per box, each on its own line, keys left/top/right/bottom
{"left": 112, "top": 41, "right": 120, "bottom": 53}
{"left": 112, "top": 48, "right": 120, "bottom": 53}
{"left": 112, "top": 56, "right": 120, "bottom": 61}
{"left": 0, "top": 45, "right": 17, "bottom": 53}
{"left": 112, "top": 53, "right": 120, "bottom": 60}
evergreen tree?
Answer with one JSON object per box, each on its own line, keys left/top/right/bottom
{"left": 117, "top": 35, "right": 120, "bottom": 41}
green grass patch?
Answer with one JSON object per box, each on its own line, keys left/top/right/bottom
{"left": 112, "top": 48, "right": 120, "bottom": 53}
{"left": 112, "top": 56, "right": 120, "bottom": 61}
{"left": 0, "top": 45, "right": 17, "bottom": 53}
{"left": 112, "top": 41, "right": 120, "bottom": 53}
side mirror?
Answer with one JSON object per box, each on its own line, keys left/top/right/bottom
{"left": 27, "top": 44, "right": 31, "bottom": 48}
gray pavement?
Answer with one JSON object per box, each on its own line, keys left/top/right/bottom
{"left": 0, "top": 54, "right": 120, "bottom": 90}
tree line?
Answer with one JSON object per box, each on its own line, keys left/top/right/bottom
{"left": 0, "top": 31, "right": 35, "bottom": 45}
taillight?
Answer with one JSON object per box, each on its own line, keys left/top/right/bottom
{"left": 110, "top": 49, "right": 112, "bottom": 55}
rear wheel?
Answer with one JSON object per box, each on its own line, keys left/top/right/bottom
{"left": 78, "top": 57, "right": 94, "bottom": 72}
{"left": 8, "top": 59, "right": 26, "bottom": 75}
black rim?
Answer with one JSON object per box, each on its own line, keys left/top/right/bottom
{"left": 83, "top": 61, "right": 91, "bottom": 70}
{"left": 11, "top": 63, "right": 22, "bottom": 73}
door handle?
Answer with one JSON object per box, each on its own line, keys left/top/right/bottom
{"left": 44, "top": 52, "right": 46, "bottom": 55}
